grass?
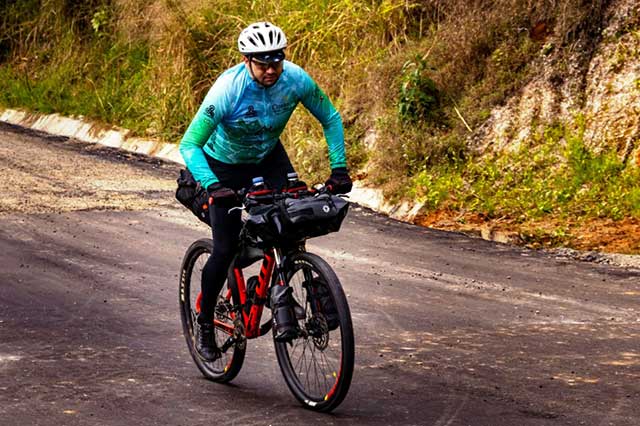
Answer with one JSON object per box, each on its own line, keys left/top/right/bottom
{"left": 0, "top": 0, "right": 409, "bottom": 169}
{"left": 409, "top": 119, "right": 640, "bottom": 225}
{"left": 0, "top": 38, "right": 154, "bottom": 129}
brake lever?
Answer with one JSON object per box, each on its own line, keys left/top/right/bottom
{"left": 310, "top": 185, "right": 349, "bottom": 198}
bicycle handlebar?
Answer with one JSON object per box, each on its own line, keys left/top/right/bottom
{"left": 242, "top": 184, "right": 334, "bottom": 205}
{"left": 227, "top": 184, "right": 346, "bottom": 215}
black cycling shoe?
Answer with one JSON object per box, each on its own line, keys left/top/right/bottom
{"left": 196, "top": 321, "right": 221, "bottom": 362}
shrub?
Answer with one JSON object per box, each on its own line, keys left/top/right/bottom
{"left": 398, "top": 56, "right": 442, "bottom": 124}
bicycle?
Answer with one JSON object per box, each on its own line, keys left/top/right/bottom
{"left": 178, "top": 181, "right": 354, "bottom": 412}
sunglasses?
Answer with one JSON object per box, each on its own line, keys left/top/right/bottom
{"left": 251, "top": 59, "right": 283, "bottom": 71}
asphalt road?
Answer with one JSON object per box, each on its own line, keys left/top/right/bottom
{"left": 1, "top": 123, "right": 639, "bottom": 426}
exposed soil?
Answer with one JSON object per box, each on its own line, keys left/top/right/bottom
{"left": 415, "top": 211, "right": 640, "bottom": 255}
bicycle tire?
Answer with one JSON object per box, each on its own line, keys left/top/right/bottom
{"left": 274, "top": 251, "right": 354, "bottom": 412}
{"left": 179, "top": 238, "right": 245, "bottom": 382}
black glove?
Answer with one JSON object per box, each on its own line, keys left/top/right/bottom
{"left": 206, "top": 183, "right": 238, "bottom": 208}
{"left": 325, "top": 167, "right": 353, "bottom": 194}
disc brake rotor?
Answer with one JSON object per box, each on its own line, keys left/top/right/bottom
{"left": 306, "top": 314, "right": 329, "bottom": 350}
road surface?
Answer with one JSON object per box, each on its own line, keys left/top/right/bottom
{"left": 1, "top": 122, "right": 639, "bottom": 425}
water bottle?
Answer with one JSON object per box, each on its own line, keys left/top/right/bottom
{"left": 287, "top": 172, "right": 298, "bottom": 185}
{"left": 286, "top": 172, "right": 306, "bottom": 191}
{"left": 247, "top": 176, "right": 268, "bottom": 206}
{"left": 249, "top": 176, "right": 269, "bottom": 197}
{"left": 251, "top": 176, "right": 265, "bottom": 192}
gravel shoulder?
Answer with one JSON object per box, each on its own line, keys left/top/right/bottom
{"left": 0, "top": 122, "right": 178, "bottom": 216}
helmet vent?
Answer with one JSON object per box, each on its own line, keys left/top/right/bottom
{"left": 238, "top": 22, "right": 287, "bottom": 54}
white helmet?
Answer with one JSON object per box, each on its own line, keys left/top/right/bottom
{"left": 238, "top": 22, "right": 287, "bottom": 59}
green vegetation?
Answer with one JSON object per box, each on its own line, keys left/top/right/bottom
{"left": 411, "top": 120, "right": 640, "bottom": 220}
{"left": 398, "top": 56, "right": 443, "bottom": 125}
{"left": 1, "top": 0, "right": 637, "bottom": 250}
{"left": 0, "top": 0, "right": 414, "bottom": 175}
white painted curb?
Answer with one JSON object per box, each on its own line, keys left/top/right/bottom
{"left": 0, "top": 108, "right": 183, "bottom": 165}
{"left": 1, "top": 108, "right": 423, "bottom": 222}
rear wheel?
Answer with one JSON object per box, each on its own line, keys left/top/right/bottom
{"left": 274, "top": 252, "right": 354, "bottom": 412}
{"left": 179, "top": 238, "right": 245, "bottom": 382}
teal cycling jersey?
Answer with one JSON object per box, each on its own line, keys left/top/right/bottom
{"left": 179, "top": 61, "right": 347, "bottom": 189}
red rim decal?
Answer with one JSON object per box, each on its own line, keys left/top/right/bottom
{"left": 325, "top": 355, "right": 343, "bottom": 401}
{"left": 195, "top": 292, "right": 202, "bottom": 314}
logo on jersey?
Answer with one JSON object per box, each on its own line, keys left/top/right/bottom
{"left": 245, "top": 105, "right": 258, "bottom": 118}
{"left": 272, "top": 102, "right": 294, "bottom": 114}
{"left": 204, "top": 104, "right": 216, "bottom": 119}
{"left": 313, "top": 86, "right": 325, "bottom": 102}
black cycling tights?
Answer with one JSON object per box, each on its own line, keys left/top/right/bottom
{"left": 199, "top": 142, "right": 294, "bottom": 322}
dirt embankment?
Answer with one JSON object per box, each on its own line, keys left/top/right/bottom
{"left": 421, "top": 0, "right": 640, "bottom": 256}
{"left": 416, "top": 210, "right": 640, "bottom": 255}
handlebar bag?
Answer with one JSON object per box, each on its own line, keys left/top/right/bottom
{"left": 245, "top": 204, "right": 281, "bottom": 243}
{"left": 282, "top": 194, "right": 349, "bottom": 240}
{"left": 246, "top": 194, "right": 349, "bottom": 244}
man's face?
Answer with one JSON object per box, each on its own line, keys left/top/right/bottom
{"left": 244, "top": 56, "right": 283, "bottom": 87}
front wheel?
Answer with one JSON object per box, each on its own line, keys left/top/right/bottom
{"left": 179, "top": 238, "right": 245, "bottom": 382}
{"left": 274, "top": 251, "right": 355, "bottom": 412}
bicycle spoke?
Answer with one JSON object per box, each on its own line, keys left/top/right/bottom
{"left": 282, "top": 264, "right": 343, "bottom": 398}
{"left": 311, "top": 340, "right": 333, "bottom": 394}
{"left": 309, "top": 346, "right": 323, "bottom": 395}
{"left": 293, "top": 339, "right": 308, "bottom": 376}
{"left": 273, "top": 251, "right": 353, "bottom": 411}
{"left": 180, "top": 240, "right": 246, "bottom": 384}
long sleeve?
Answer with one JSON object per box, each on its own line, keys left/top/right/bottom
{"left": 179, "top": 76, "right": 234, "bottom": 189}
{"left": 298, "top": 71, "right": 347, "bottom": 170}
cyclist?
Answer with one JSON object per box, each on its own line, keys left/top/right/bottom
{"left": 179, "top": 21, "right": 353, "bottom": 361}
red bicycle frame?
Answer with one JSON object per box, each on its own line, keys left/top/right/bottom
{"left": 213, "top": 250, "right": 277, "bottom": 339}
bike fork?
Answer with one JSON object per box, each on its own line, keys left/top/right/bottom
{"left": 272, "top": 248, "right": 286, "bottom": 286}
